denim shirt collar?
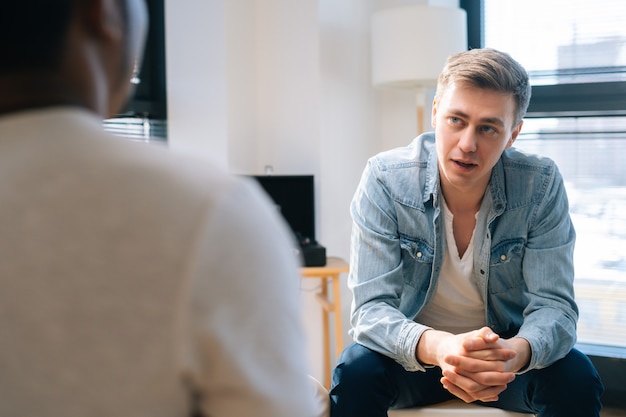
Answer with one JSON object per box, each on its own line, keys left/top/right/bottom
{"left": 487, "top": 158, "right": 508, "bottom": 216}
{"left": 424, "top": 135, "right": 440, "bottom": 207}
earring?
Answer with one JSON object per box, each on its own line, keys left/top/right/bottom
{"left": 130, "top": 61, "right": 141, "bottom": 85}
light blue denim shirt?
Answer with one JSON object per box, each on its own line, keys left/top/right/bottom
{"left": 349, "top": 132, "right": 578, "bottom": 373}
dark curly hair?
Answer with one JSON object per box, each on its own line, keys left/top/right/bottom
{"left": 0, "top": 1, "right": 75, "bottom": 72}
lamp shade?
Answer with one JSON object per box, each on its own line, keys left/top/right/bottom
{"left": 371, "top": 5, "right": 467, "bottom": 88}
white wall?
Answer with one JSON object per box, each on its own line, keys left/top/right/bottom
{"left": 165, "top": 0, "right": 229, "bottom": 168}
{"left": 164, "top": 0, "right": 425, "bottom": 383}
{"left": 225, "top": 1, "right": 258, "bottom": 172}
{"left": 317, "top": 0, "right": 380, "bottom": 377}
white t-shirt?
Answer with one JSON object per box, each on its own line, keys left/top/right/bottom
{"left": 416, "top": 197, "right": 486, "bottom": 334}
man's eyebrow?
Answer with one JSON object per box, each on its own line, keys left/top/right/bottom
{"left": 480, "top": 117, "right": 506, "bottom": 127}
{"left": 448, "top": 110, "right": 506, "bottom": 127}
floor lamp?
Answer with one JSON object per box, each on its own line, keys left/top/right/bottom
{"left": 371, "top": 1, "right": 467, "bottom": 134}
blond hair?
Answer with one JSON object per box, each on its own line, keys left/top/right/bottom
{"left": 435, "top": 48, "right": 532, "bottom": 126}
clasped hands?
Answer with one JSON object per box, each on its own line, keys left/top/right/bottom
{"left": 417, "top": 327, "right": 530, "bottom": 403}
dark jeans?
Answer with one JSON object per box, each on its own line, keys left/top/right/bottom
{"left": 329, "top": 342, "right": 604, "bottom": 417}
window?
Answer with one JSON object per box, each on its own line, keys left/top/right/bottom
{"left": 482, "top": 0, "right": 626, "bottom": 353}
{"left": 103, "top": 117, "right": 167, "bottom": 142}
{"left": 485, "top": 0, "right": 626, "bottom": 85}
{"left": 478, "top": 0, "right": 626, "bottom": 405}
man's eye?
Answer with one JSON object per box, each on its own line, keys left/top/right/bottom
{"left": 480, "top": 125, "right": 497, "bottom": 134}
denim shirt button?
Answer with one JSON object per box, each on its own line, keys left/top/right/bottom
{"left": 416, "top": 252, "right": 423, "bottom": 258}
{"left": 500, "top": 254, "right": 507, "bottom": 261}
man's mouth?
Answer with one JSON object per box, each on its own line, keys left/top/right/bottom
{"left": 453, "top": 160, "right": 477, "bottom": 168}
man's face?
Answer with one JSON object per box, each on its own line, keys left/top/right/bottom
{"left": 432, "top": 82, "right": 522, "bottom": 198}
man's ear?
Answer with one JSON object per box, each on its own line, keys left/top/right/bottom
{"left": 431, "top": 100, "right": 437, "bottom": 128}
{"left": 507, "top": 121, "right": 523, "bottom": 149}
{"left": 78, "top": 0, "right": 124, "bottom": 42}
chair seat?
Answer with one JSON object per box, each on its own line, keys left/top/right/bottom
{"left": 307, "top": 374, "right": 535, "bottom": 417}
{"left": 388, "top": 399, "right": 535, "bottom": 416}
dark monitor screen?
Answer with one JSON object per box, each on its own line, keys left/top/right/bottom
{"left": 118, "top": 0, "right": 167, "bottom": 120}
{"left": 251, "top": 175, "right": 316, "bottom": 243}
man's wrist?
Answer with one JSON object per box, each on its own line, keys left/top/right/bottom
{"left": 509, "top": 337, "right": 531, "bottom": 373}
{"left": 416, "top": 328, "right": 448, "bottom": 367}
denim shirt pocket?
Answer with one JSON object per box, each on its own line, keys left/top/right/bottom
{"left": 400, "top": 237, "right": 434, "bottom": 289}
{"left": 488, "top": 238, "right": 526, "bottom": 294}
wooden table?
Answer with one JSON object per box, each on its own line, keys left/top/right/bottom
{"left": 301, "top": 256, "right": 349, "bottom": 388}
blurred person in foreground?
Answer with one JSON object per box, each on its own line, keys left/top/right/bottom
{"left": 0, "top": 1, "right": 319, "bottom": 416}
{"left": 329, "top": 48, "right": 604, "bottom": 417}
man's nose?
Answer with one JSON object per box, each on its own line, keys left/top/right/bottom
{"left": 457, "top": 129, "right": 477, "bottom": 153}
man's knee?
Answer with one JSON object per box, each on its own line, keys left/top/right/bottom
{"left": 530, "top": 348, "right": 604, "bottom": 414}
{"left": 560, "top": 349, "right": 604, "bottom": 396}
{"left": 330, "top": 343, "right": 399, "bottom": 416}
{"left": 544, "top": 349, "right": 603, "bottom": 392}
{"left": 332, "top": 343, "right": 391, "bottom": 388}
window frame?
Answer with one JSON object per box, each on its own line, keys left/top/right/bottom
{"left": 527, "top": 81, "right": 626, "bottom": 118}
{"left": 461, "top": 0, "right": 626, "bottom": 407}
{"left": 460, "top": 0, "right": 626, "bottom": 119}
